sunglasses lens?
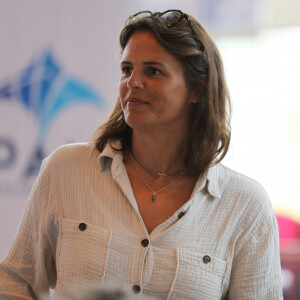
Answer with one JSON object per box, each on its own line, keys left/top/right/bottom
{"left": 160, "top": 11, "right": 182, "bottom": 27}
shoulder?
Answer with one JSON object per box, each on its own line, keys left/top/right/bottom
{"left": 218, "top": 164, "right": 266, "bottom": 190}
{"left": 48, "top": 141, "right": 98, "bottom": 160}
{"left": 42, "top": 142, "right": 99, "bottom": 171}
{"left": 214, "top": 164, "right": 273, "bottom": 217}
{"left": 213, "top": 165, "right": 279, "bottom": 251}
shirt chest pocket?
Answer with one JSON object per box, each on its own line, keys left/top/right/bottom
{"left": 170, "top": 248, "right": 228, "bottom": 300}
{"left": 56, "top": 218, "right": 112, "bottom": 293}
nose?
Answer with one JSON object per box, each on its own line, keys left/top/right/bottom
{"left": 127, "top": 70, "right": 144, "bottom": 89}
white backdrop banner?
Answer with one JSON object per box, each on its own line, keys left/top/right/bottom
{"left": 0, "top": 0, "right": 132, "bottom": 259}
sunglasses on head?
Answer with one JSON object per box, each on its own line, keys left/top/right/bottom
{"left": 129, "top": 10, "right": 205, "bottom": 52}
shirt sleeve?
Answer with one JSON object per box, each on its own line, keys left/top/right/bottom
{"left": 0, "top": 158, "right": 56, "bottom": 299}
{"left": 228, "top": 208, "right": 283, "bottom": 299}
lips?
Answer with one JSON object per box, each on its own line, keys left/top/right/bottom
{"left": 125, "top": 97, "right": 149, "bottom": 105}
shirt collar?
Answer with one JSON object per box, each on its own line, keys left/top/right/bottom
{"left": 190, "top": 164, "right": 220, "bottom": 200}
{"left": 98, "top": 140, "right": 123, "bottom": 172}
{"left": 206, "top": 164, "right": 221, "bottom": 199}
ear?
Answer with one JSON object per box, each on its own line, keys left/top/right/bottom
{"left": 188, "top": 89, "right": 199, "bottom": 104}
{"left": 189, "top": 77, "right": 207, "bottom": 104}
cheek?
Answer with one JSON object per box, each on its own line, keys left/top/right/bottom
{"left": 150, "top": 90, "right": 170, "bottom": 120}
{"left": 119, "top": 81, "right": 124, "bottom": 96}
{"left": 151, "top": 88, "right": 170, "bottom": 107}
{"left": 119, "top": 80, "right": 127, "bottom": 105}
{"left": 119, "top": 77, "right": 128, "bottom": 93}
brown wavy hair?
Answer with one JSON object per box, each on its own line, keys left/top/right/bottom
{"left": 92, "top": 11, "right": 231, "bottom": 176}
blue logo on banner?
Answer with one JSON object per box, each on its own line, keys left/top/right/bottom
{"left": 0, "top": 50, "right": 104, "bottom": 176}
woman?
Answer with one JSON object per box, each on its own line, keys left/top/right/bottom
{"left": 0, "top": 10, "right": 282, "bottom": 300}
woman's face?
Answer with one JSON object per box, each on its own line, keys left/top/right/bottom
{"left": 119, "top": 30, "right": 195, "bottom": 133}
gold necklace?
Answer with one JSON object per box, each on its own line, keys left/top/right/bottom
{"left": 130, "top": 151, "right": 184, "bottom": 177}
{"left": 130, "top": 153, "right": 185, "bottom": 202}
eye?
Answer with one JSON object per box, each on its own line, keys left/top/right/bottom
{"left": 121, "top": 66, "right": 133, "bottom": 76}
{"left": 148, "top": 67, "right": 162, "bottom": 76}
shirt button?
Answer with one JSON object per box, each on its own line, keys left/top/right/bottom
{"left": 178, "top": 211, "right": 185, "bottom": 219}
{"left": 141, "top": 239, "right": 149, "bottom": 247}
{"left": 132, "top": 285, "right": 141, "bottom": 293}
{"left": 203, "top": 255, "right": 211, "bottom": 264}
{"left": 78, "top": 223, "right": 87, "bottom": 231}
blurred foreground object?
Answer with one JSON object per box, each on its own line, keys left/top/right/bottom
{"left": 41, "top": 284, "right": 157, "bottom": 300}
{"left": 277, "top": 216, "right": 300, "bottom": 300}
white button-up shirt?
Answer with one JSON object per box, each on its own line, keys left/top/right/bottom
{"left": 0, "top": 141, "right": 283, "bottom": 299}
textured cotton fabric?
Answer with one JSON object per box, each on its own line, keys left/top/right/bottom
{"left": 0, "top": 141, "right": 283, "bottom": 300}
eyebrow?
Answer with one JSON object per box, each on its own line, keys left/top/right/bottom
{"left": 121, "top": 61, "right": 166, "bottom": 67}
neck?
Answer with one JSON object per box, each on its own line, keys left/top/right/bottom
{"left": 130, "top": 129, "right": 187, "bottom": 175}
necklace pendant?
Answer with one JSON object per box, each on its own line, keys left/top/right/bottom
{"left": 157, "top": 172, "right": 168, "bottom": 177}
{"left": 152, "top": 193, "right": 156, "bottom": 202}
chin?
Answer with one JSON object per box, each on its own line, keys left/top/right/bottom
{"left": 125, "top": 116, "right": 152, "bottom": 132}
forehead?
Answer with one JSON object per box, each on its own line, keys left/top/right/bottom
{"left": 121, "top": 30, "right": 177, "bottom": 63}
